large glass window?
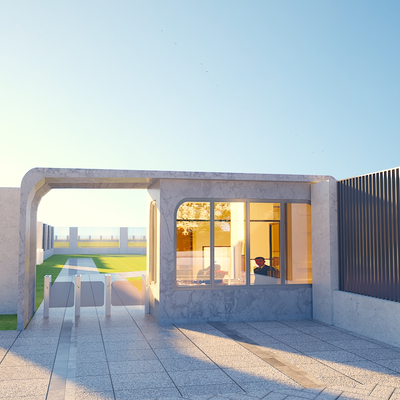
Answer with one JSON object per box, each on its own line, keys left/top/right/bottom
{"left": 176, "top": 200, "right": 312, "bottom": 288}
{"left": 250, "top": 203, "right": 281, "bottom": 285}
{"left": 285, "top": 203, "right": 312, "bottom": 284}
{"left": 214, "top": 202, "right": 246, "bottom": 286}
{"left": 176, "top": 202, "right": 210, "bottom": 286}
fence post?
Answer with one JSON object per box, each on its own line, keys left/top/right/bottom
{"left": 44, "top": 275, "right": 51, "bottom": 318}
{"left": 142, "top": 274, "right": 149, "bottom": 313}
{"left": 105, "top": 274, "right": 111, "bottom": 316}
{"left": 75, "top": 275, "right": 81, "bottom": 317}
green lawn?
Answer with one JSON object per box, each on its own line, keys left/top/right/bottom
{"left": 0, "top": 314, "right": 17, "bottom": 330}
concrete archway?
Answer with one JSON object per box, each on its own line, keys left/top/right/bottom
{"left": 18, "top": 167, "right": 163, "bottom": 329}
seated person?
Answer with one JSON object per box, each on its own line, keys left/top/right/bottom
{"left": 253, "top": 256, "right": 279, "bottom": 278}
{"left": 197, "top": 262, "right": 227, "bottom": 284}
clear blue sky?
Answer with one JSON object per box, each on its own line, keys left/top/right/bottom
{"left": 1, "top": 1, "right": 399, "bottom": 227}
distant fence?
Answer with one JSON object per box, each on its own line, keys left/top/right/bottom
{"left": 338, "top": 168, "right": 400, "bottom": 303}
{"left": 53, "top": 227, "right": 146, "bottom": 255}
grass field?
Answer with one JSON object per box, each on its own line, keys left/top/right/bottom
{"left": 54, "top": 241, "right": 146, "bottom": 248}
{"left": 0, "top": 314, "right": 17, "bottom": 330}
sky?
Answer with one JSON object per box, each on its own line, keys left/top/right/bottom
{"left": 1, "top": 1, "right": 400, "bottom": 228}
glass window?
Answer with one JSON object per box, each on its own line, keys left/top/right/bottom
{"left": 250, "top": 203, "right": 281, "bottom": 285}
{"left": 285, "top": 204, "right": 312, "bottom": 284}
{"left": 176, "top": 202, "right": 210, "bottom": 286}
{"left": 213, "top": 202, "right": 246, "bottom": 286}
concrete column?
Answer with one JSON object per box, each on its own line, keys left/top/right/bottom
{"left": 119, "top": 227, "right": 128, "bottom": 253}
{"left": 70, "top": 227, "right": 78, "bottom": 253}
{"left": 75, "top": 275, "right": 81, "bottom": 317}
{"left": 43, "top": 275, "right": 51, "bottom": 318}
{"left": 36, "top": 222, "right": 44, "bottom": 265}
{"left": 105, "top": 274, "right": 111, "bottom": 316}
{"left": 43, "top": 224, "right": 48, "bottom": 251}
{"left": 311, "top": 179, "right": 338, "bottom": 325}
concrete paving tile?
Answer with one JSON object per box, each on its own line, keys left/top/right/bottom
{"left": 272, "top": 388, "right": 322, "bottom": 399}
{"left": 262, "top": 392, "right": 289, "bottom": 400}
{"left": 0, "top": 378, "right": 49, "bottom": 398}
{"left": 114, "top": 387, "right": 182, "bottom": 400}
{"left": 1, "top": 351, "right": 55, "bottom": 366}
{"left": 152, "top": 346, "right": 207, "bottom": 360}
{"left": 297, "top": 364, "right": 346, "bottom": 378}
{"left": 318, "top": 376, "right": 360, "bottom": 389}
{"left": 349, "top": 348, "right": 400, "bottom": 361}
{"left": 370, "top": 384, "right": 395, "bottom": 399}
{"left": 74, "top": 374, "right": 113, "bottom": 393}
{"left": 10, "top": 343, "right": 58, "bottom": 355}
{"left": 239, "top": 381, "right": 303, "bottom": 393}
{"left": 306, "top": 351, "right": 364, "bottom": 363}
{"left": 310, "top": 333, "right": 361, "bottom": 343}
{"left": 210, "top": 354, "right": 270, "bottom": 369}
{"left": 109, "top": 359, "right": 164, "bottom": 374}
{"left": 73, "top": 361, "right": 110, "bottom": 377}
{"left": 102, "top": 333, "right": 146, "bottom": 342}
{"left": 290, "top": 343, "right": 339, "bottom": 353}
{"left": 148, "top": 338, "right": 198, "bottom": 349}
{"left": 0, "top": 364, "right": 51, "bottom": 380}
{"left": 269, "top": 333, "right": 316, "bottom": 343}
{"left": 105, "top": 348, "right": 157, "bottom": 362}
{"left": 111, "top": 371, "right": 175, "bottom": 390}
{"left": 328, "top": 340, "right": 383, "bottom": 351}
{"left": 324, "top": 360, "right": 395, "bottom": 375}
{"left": 195, "top": 344, "right": 253, "bottom": 357}
{"left": 101, "top": 327, "right": 142, "bottom": 335}
{"left": 73, "top": 391, "right": 114, "bottom": 400}
{"left": 161, "top": 356, "right": 218, "bottom": 372}
{"left": 178, "top": 383, "right": 245, "bottom": 397}
{"left": 76, "top": 341, "right": 105, "bottom": 352}
{"left": 0, "top": 331, "right": 19, "bottom": 339}
{"left": 104, "top": 339, "right": 151, "bottom": 351}
{"left": 274, "top": 352, "right": 321, "bottom": 365}
{"left": 373, "top": 360, "right": 400, "bottom": 374}
{"left": 75, "top": 335, "right": 103, "bottom": 343}
{"left": 76, "top": 350, "right": 107, "bottom": 363}
{"left": 351, "top": 374, "right": 400, "bottom": 387}
{"left": 212, "top": 392, "right": 268, "bottom": 399}
{"left": 314, "top": 388, "right": 343, "bottom": 399}
{"left": 223, "top": 365, "right": 297, "bottom": 383}
{"left": 169, "top": 369, "right": 234, "bottom": 387}
{"left": 11, "top": 336, "right": 59, "bottom": 347}
{"left": 0, "top": 338, "right": 17, "bottom": 348}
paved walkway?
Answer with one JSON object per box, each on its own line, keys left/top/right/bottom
{"left": 1, "top": 259, "right": 400, "bottom": 399}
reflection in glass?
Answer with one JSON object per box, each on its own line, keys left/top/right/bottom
{"left": 176, "top": 202, "right": 210, "bottom": 286}
{"left": 250, "top": 203, "right": 281, "bottom": 285}
{"left": 213, "top": 202, "right": 246, "bottom": 286}
{"left": 285, "top": 204, "right": 312, "bottom": 284}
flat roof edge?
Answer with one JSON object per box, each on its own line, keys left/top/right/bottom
{"left": 23, "top": 167, "right": 334, "bottom": 184}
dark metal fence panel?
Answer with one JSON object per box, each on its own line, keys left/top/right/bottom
{"left": 338, "top": 168, "right": 400, "bottom": 303}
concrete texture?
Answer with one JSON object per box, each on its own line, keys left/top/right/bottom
{"left": 2, "top": 260, "right": 400, "bottom": 400}
{"left": 333, "top": 290, "right": 400, "bottom": 348}
{"left": 311, "top": 179, "right": 338, "bottom": 325}
{"left": 0, "top": 188, "right": 20, "bottom": 314}
{"left": 18, "top": 168, "right": 333, "bottom": 329}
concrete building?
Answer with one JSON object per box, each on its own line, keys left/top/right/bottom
{"left": 0, "top": 167, "right": 399, "bottom": 349}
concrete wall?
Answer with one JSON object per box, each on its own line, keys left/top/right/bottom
{"left": 333, "top": 290, "right": 400, "bottom": 348}
{"left": 53, "top": 227, "right": 146, "bottom": 255}
{"left": 0, "top": 188, "right": 20, "bottom": 314}
{"left": 155, "top": 178, "right": 316, "bottom": 323}
{"left": 311, "top": 179, "right": 338, "bottom": 325}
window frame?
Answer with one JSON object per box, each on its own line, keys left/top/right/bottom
{"left": 174, "top": 198, "right": 311, "bottom": 290}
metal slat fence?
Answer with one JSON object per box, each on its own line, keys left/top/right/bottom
{"left": 338, "top": 168, "right": 400, "bottom": 303}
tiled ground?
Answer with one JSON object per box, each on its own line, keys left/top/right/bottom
{"left": 1, "top": 259, "right": 400, "bottom": 399}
